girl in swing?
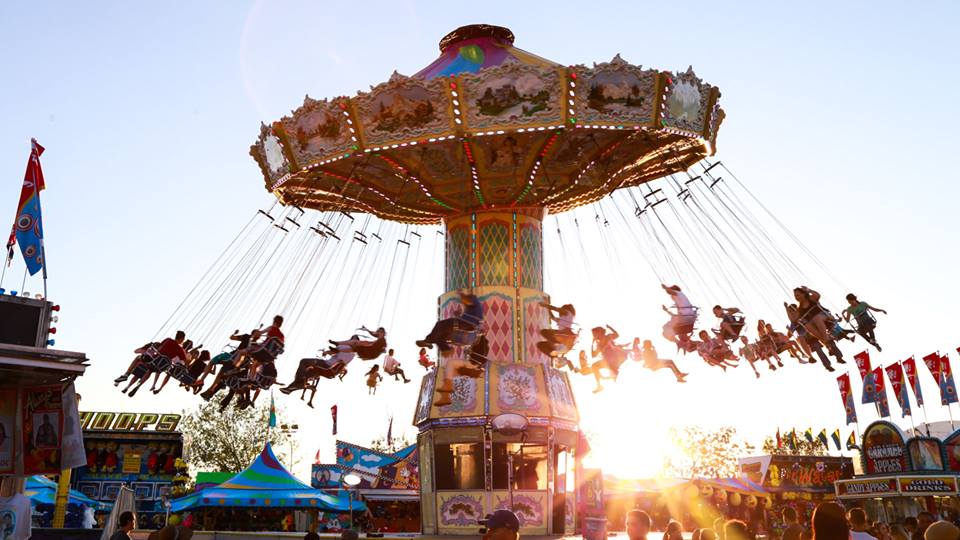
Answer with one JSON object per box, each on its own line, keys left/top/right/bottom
{"left": 365, "top": 364, "right": 382, "bottom": 395}
{"left": 842, "top": 293, "right": 887, "bottom": 351}
{"left": 631, "top": 338, "right": 688, "bottom": 382}
{"left": 589, "top": 326, "right": 628, "bottom": 392}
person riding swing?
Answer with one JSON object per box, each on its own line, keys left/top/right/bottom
{"left": 712, "top": 305, "right": 745, "bottom": 341}
{"left": 536, "top": 301, "right": 578, "bottom": 359}
{"left": 842, "top": 293, "right": 887, "bottom": 351}
{"left": 630, "top": 338, "right": 687, "bottom": 383}
{"left": 661, "top": 284, "right": 698, "bottom": 347}
{"left": 416, "top": 291, "right": 483, "bottom": 352}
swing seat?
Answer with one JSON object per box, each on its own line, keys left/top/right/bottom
{"left": 168, "top": 363, "right": 196, "bottom": 386}
{"left": 254, "top": 364, "right": 278, "bottom": 388}
{"left": 449, "top": 327, "right": 480, "bottom": 348}
{"left": 717, "top": 315, "right": 745, "bottom": 341}
{"left": 467, "top": 334, "right": 490, "bottom": 368}
{"left": 250, "top": 336, "right": 284, "bottom": 362}
{"left": 145, "top": 352, "right": 172, "bottom": 372}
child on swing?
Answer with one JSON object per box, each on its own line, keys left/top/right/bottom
{"left": 365, "top": 364, "right": 383, "bottom": 395}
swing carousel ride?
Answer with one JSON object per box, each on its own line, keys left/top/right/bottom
{"left": 113, "top": 24, "right": 883, "bottom": 534}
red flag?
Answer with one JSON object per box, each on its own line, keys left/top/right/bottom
{"left": 313, "top": 449, "right": 321, "bottom": 464}
{"left": 330, "top": 404, "right": 338, "bottom": 436}
{"left": 836, "top": 373, "right": 858, "bottom": 425}
{"left": 872, "top": 366, "right": 891, "bottom": 418}
{"left": 902, "top": 357, "right": 924, "bottom": 407}
{"left": 923, "top": 353, "right": 942, "bottom": 384}
{"left": 884, "top": 363, "right": 912, "bottom": 417}
{"left": 6, "top": 139, "right": 46, "bottom": 269}
{"left": 854, "top": 351, "right": 872, "bottom": 380}
{"left": 776, "top": 428, "right": 782, "bottom": 449}
{"left": 940, "top": 354, "right": 958, "bottom": 405}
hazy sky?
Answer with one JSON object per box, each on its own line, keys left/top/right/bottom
{"left": 3, "top": 1, "right": 960, "bottom": 479}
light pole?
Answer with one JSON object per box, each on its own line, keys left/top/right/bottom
{"left": 279, "top": 423, "right": 299, "bottom": 468}
{"left": 342, "top": 473, "right": 361, "bottom": 531}
{"left": 490, "top": 413, "right": 529, "bottom": 512}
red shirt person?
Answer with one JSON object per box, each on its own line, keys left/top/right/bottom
{"left": 157, "top": 331, "right": 188, "bottom": 363}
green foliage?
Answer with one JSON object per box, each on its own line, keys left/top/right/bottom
{"left": 661, "top": 426, "right": 755, "bottom": 478}
{"left": 369, "top": 435, "right": 413, "bottom": 455}
{"left": 180, "top": 392, "right": 298, "bottom": 473}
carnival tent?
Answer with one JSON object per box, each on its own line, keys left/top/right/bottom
{"left": 170, "top": 443, "right": 364, "bottom": 512}
{"left": 25, "top": 475, "right": 113, "bottom": 511}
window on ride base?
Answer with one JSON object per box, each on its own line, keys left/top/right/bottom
{"left": 434, "top": 443, "right": 483, "bottom": 490}
{"left": 492, "top": 443, "right": 548, "bottom": 491}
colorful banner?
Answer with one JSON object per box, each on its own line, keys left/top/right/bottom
{"left": 331, "top": 404, "right": 338, "bottom": 435}
{"left": 854, "top": 350, "right": 872, "bottom": 380}
{"left": 846, "top": 431, "right": 857, "bottom": 450}
{"left": 831, "top": 429, "right": 842, "bottom": 451}
{"left": 862, "top": 366, "right": 890, "bottom": 417}
{"left": 837, "top": 373, "right": 858, "bottom": 424}
{"left": 6, "top": 139, "right": 46, "bottom": 275}
{"left": 902, "top": 357, "right": 924, "bottom": 407}
{"left": 939, "top": 354, "right": 958, "bottom": 405}
{"left": 885, "top": 363, "right": 912, "bottom": 417}
{"left": 923, "top": 353, "right": 942, "bottom": 385}
{"left": 0, "top": 389, "right": 15, "bottom": 474}
{"left": 22, "top": 385, "right": 64, "bottom": 474}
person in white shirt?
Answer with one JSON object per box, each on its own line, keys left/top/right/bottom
{"left": 382, "top": 349, "right": 411, "bottom": 383}
{"left": 848, "top": 508, "right": 878, "bottom": 540}
{"left": 661, "top": 284, "right": 698, "bottom": 344}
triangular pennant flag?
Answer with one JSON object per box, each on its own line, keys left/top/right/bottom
{"left": 846, "top": 431, "right": 857, "bottom": 450}
{"left": 804, "top": 428, "right": 814, "bottom": 444}
{"left": 831, "top": 429, "right": 842, "bottom": 451}
{"left": 817, "top": 429, "right": 829, "bottom": 449}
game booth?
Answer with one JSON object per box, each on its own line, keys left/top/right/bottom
{"left": 834, "top": 420, "right": 960, "bottom": 522}
{"left": 70, "top": 411, "right": 184, "bottom": 530}
{"left": 312, "top": 441, "right": 420, "bottom": 533}
{"left": 0, "top": 292, "right": 90, "bottom": 535}
{"left": 740, "top": 454, "right": 853, "bottom": 536}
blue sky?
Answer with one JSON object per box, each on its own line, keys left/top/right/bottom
{"left": 3, "top": 1, "right": 959, "bottom": 478}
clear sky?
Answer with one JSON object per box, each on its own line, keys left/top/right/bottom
{"left": 3, "top": 1, "right": 960, "bottom": 479}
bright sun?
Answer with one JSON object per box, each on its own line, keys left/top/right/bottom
{"left": 572, "top": 367, "right": 680, "bottom": 479}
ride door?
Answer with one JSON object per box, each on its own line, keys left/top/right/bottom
{"left": 553, "top": 448, "right": 572, "bottom": 533}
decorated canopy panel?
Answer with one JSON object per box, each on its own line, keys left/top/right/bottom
{"left": 251, "top": 26, "right": 723, "bottom": 224}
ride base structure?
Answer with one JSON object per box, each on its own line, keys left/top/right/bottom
{"left": 250, "top": 24, "right": 723, "bottom": 535}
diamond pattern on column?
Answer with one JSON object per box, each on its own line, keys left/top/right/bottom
{"left": 478, "top": 221, "right": 510, "bottom": 286}
{"left": 519, "top": 223, "right": 542, "bottom": 290}
{"left": 446, "top": 226, "right": 470, "bottom": 290}
{"left": 523, "top": 296, "right": 548, "bottom": 365}
{"left": 481, "top": 293, "right": 513, "bottom": 363}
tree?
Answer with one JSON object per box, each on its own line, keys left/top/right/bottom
{"left": 369, "top": 435, "right": 413, "bottom": 454}
{"left": 761, "top": 436, "right": 829, "bottom": 456}
{"left": 180, "top": 392, "right": 299, "bottom": 472}
{"left": 661, "top": 426, "right": 754, "bottom": 478}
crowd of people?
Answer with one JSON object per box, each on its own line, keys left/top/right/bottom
{"left": 620, "top": 505, "right": 959, "bottom": 540}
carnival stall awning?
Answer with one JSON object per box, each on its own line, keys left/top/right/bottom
{"left": 698, "top": 477, "right": 767, "bottom": 495}
{"left": 835, "top": 475, "right": 960, "bottom": 499}
{"left": 603, "top": 476, "right": 689, "bottom": 496}
{"left": 25, "top": 475, "right": 112, "bottom": 511}
{"left": 170, "top": 443, "right": 364, "bottom": 512}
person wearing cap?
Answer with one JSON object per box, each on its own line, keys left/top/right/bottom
{"left": 482, "top": 509, "right": 520, "bottom": 540}
{"left": 924, "top": 521, "right": 959, "bottom": 540}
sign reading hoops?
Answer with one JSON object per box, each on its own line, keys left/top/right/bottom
{"left": 79, "top": 412, "right": 181, "bottom": 432}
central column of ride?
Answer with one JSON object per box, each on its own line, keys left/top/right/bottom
{"left": 441, "top": 208, "right": 547, "bottom": 365}
{"left": 414, "top": 207, "right": 581, "bottom": 536}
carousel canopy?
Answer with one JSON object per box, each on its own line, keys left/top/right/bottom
{"left": 25, "top": 475, "right": 112, "bottom": 510}
{"left": 251, "top": 24, "right": 723, "bottom": 224}
{"left": 170, "top": 443, "right": 364, "bottom": 512}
